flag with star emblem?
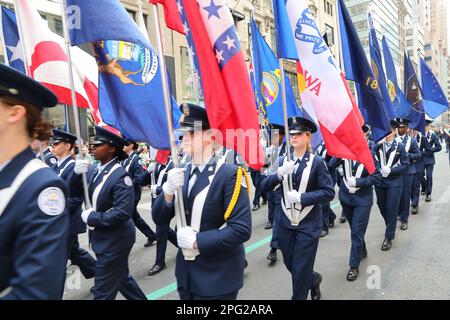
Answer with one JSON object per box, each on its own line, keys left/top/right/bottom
{"left": 420, "top": 58, "right": 448, "bottom": 119}
{"left": 0, "top": 7, "right": 26, "bottom": 73}
{"left": 150, "top": 0, "right": 185, "bottom": 35}
{"left": 180, "top": 0, "right": 264, "bottom": 169}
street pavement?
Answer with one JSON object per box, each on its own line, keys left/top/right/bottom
{"left": 64, "top": 151, "right": 450, "bottom": 300}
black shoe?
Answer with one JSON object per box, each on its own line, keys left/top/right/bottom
{"left": 400, "top": 222, "right": 408, "bottom": 231}
{"left": 425, "top": 195, "right": 432, "bottom": 202}
{"left": 261, "top": 200, "right": 267, "bottom": 205}
{"left": 311, "top": 273, "right": 322, "bottom": 300}
{"left": 267, "top": 250, "right": 277, "bottom": 263}
{"left": 339, "top": 216, "right": 347, "bottom": 223}
{"left": 411, "top": 206, "right": 419, "bottom": 215}
{"left": 320, "top": 230, "right": 329, "bottom": 238}
{"left": 244, "top": 259, "right": 248, "bottom": 269}
{"left": 252, "top": 204, "right": 261, "bottom": 211}
{"left": 347, "top": 268, "right": 359, "bottom": 281}
{"left": 362, "top": 247, "right": 368, "bottom": 259}
{"left": 144, "top": 237, "right": 156, "bottom": 247}
{"left": 421, "top": 191, "right": 425, "bottom": 195}
{"left": 148, "top": 264, "right": 166, "bottom": 276}
{"left": 381, "top": 238, "right": 392, "bottom": 251}
{"left": 264, "top": 222, "right": 273, "bottom": 230}
{"left": 328, "top": 220, "right": 335, "bottom": 228}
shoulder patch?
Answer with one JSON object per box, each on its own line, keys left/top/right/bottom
{"left": 38, "top": 187, "right": 65, "bottom": 216}
{"left": 50, "top": 158, "right": 57, "bottom": 165}
{"left": 124, "top": 176, "right": 133, "bottom": 187}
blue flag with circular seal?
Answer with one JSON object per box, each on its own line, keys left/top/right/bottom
{"left": 250, "top": 18, "right": 301, "bottom": 126}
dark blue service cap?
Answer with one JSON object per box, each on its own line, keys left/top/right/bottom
{"left": 269, "top": 123, "right": 285, "bottom": 134}
{"left": 425, "top": 119, "right": 433, "bottom": 125}
{"left": 390, "top": 119, "right": 399, "bottom": 129}
{"left": 177, "top": 103, "right": 210, "bottom": 133}
{"left": 362, "top": 123, "right": 371, "bottom": 133}
{"left": 288, "top": 116, "right": 318, "bottom": 134}
{"left": 51, "top": 129, "right": 77, "bottom": 144}
{"left": 0, "top": 63, "right": 57, "bottom": 110}
{"left": 394, "top": 118, "right": 411, "bottom": 127}
{"left": 90, "top": 126, "right": 129, "bottom": 148}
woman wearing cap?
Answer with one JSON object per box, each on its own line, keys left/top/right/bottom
{"left": 0, "top": 64, "right": 69, "bottom": 299}
{"left": 259, "top": 116, "right": 335, "bottom": 300}
{"left": 329, "top": 124, "right": 377, "bottom": 281}
{"left": 372, "top": 120, "right": 410, "bottom": 252}
{"left": 70, "top": 126, "right": 146, "bottom": 300}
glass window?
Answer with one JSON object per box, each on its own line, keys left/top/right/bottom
{"left": 180, "top": 46, "right": 203, "bottom": 104}
{"left": 325, "top": 24, "right": 334, "bottom": 45}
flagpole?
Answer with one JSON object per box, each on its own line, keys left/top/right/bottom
{"left": 151, "top": 5, "right": 188, "bottom": 230}
{"left": 278, "top": 58, "right": 295, "bottom": 221}
{"left": 61, "top": 0, "right": 92, "bottom": 210}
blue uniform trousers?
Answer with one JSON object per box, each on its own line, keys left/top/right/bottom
{"left": 422, "top": 165, "right": 435, "bottom": 196}
{"left": 375, "top": 185, "right": 402, "bottom": 240}
{"left": 267, "top": 191, "right": 276, "bottom": 224}
{"left": 155, "top": 224, "right": 177, "bottom": 266}
{"left": 269, "top": 204, "right": 280, "bottom": 250}
{"left": 132, "top": 210, "right": 156, "bottom": 240}
{"left": 278, "top": 224, "right": 320, "bottom": 300}
{"left": 341, "top": 204, "right": 370, "bottom": 268}
{"left": 93, "top": 248, "right": 147, "bottom": 300}
{"left": 411, "top": 171, "right": 423, "bottom": 207}
{"left": 399, "top": 174, "right": 414, "bottom": 223}
{"left": 67, "top": 236, "right": 96, "bottom": 279}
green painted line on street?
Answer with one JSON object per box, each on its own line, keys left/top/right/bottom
{"left": 146, "top": 200, "right": 341, "bottom": 300}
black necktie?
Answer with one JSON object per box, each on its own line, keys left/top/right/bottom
{"left": 188, "top": 167, "right": 200, "bottom": 196}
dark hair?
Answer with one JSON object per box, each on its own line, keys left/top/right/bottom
{"left": 1, "top": 96, "right": 53, "bottom": 140}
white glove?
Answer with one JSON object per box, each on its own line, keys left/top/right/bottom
{"left": 74, "top": 159, "right": 91, "bottom": 175}
{"left": 381, "top": 166, "right": 391, "bottom": 177}
{"left": 147, "top": 162, "right": 157, "bottom": 173}
{"left": 150, "top": 185, "right": 158, "bottom": 195}
{"left": 81, "top": 208, "right": 93, "bottom": 224}
{"left": 277, "top": 160, "right": 295, "bottom": 179}
{"left": 162, "top": 168, "right": 185, "bottom": 196}
{"left": 347, "top": 177, "right": 357, "bottom": 187}
{"left": 177, "top": 226, "right": 197, "bottom": 249}
{"left": 286, "top": 190, "right": 302, "bottom": 204}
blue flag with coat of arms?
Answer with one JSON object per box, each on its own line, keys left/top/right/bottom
{"left": 66, "top": 0, "right": 179, "bottom": 149}
{"left": 250, "top": 18, "right": 301, "bottom": 127}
